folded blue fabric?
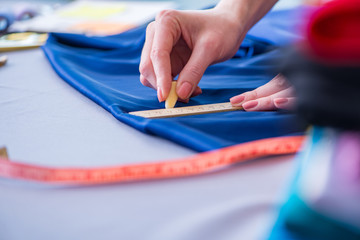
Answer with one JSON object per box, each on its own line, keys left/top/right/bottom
{"left": 42, "top": 8, "right": 306, "bottom": 152}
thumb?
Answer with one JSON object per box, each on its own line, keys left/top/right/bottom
{"left": 176, "top": 44, "right": 212, "bottom": 100}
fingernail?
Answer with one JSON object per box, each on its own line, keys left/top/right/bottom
{"left": 179, "top": 98, "right": 189, "bottom": 104}
{"left": 177, "top": 82, "right": 192, "bottom": 99}
{"left": 191, "top": 87, "right": 202, "bottom": 97}
{"left": 157, "top": 87, "right": 164, "bottom": 102}
{"left": 274, "top": 98, "right": 288, "bottom": 105}
{"left": 230, "top": 95, "right": 245, "bottom": 106}
{"left": 243, "top": 100, "right": 258, "bottom": 110}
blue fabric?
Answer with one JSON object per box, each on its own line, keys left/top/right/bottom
{"left": 42, "top": 8, "right": 306, "bottom": 152}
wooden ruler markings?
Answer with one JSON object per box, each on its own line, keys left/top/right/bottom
{"left": 129, "top": 102, "right": 243, "bottom": 119}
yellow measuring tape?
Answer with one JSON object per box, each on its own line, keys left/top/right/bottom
{"left": 129, "top": 102, "right": 243, "bottom": 119}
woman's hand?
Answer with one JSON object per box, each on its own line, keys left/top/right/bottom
{"left": 139, "top": 8, "right": 247, "bottom": 102}
{"left": 230, "top": 74, "right": 296, "bottom": 111}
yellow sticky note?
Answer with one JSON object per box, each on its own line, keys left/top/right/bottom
{"left": 58, "top": 5, "right": 126, "bottom": 19}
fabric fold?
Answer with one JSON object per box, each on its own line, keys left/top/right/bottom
{"left": 42, "top": 8, "right": 306, "bottom": 152}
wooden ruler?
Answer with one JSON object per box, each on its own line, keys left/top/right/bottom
{"left": 129, "top": 102, "right": 243, "bottom": 119}
{"left": 0, "top": 136, "right": 305, "bottom": 185}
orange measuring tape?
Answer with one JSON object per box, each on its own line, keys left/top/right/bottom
{"left": 0, "top": 136, "right": 305, "bottom": 185}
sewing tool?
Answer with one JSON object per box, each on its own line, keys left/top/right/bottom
{"left": 165, "top": 81, "right": 178, "bottom": 109}
{"left": 0, "top": 136, "right": 305, "bottom": 185}
{"left": 129, "top": 102, "right": 243, "bottom": 119}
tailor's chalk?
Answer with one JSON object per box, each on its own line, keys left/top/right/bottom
{"left": 165, "top": 81, "right": 178, "bottom": 109}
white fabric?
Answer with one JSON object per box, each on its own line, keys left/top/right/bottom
{"left": 0, "top": 48, "right": 297, "bottom": 240}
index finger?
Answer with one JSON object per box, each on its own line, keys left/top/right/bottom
{"left": 150, "top": 10, "right": 181, "bottom": 102}
{"left": 230, "top": 74, "right": 291, "bottom": 106}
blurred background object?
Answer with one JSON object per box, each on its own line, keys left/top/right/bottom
{"left": 0, "top": 0, "right": 64, "bottom": 50}
{"left": 0, "top": 0, "right": 301, "bottom": 51}
{"left": 1, "top": 0, "right": 301, "bottom": 36}
{"left": 0, "top": 54, "right": 7, "bottom": 66}
{"left": 9, "top": 1, "right": 177, "bottom": 36}
{"left": 0, "top": 32, "right": 47, "bottom": 51}
{"left": 1, "top": 1, "right": 64, "bottom": 34}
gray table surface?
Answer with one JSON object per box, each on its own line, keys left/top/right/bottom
{"left": 0, "top": 1, "right": 300, "bottom": 239}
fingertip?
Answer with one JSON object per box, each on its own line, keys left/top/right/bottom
{"left": 158, "top": 78, "right": 174, "bottom": 102}
{"left": 274, "top": 98, "right": 288, "bottom": 105}
{"left": 140, "top": 74, "right": 146, "bottom": 83}
{"left": 178, "top": 98, "right": 189, "bottom": 104}
{"left": 176, "top": 81, "right": 193, "bottom": 100}
{"left": 140, "top": 75, "right": 155, "bottom": 89}
{"left": 274, "top": 97, "right": 295, "bottom": 110}
{"left": 157, "top": 87, "right": 165, "bottom": 102}
{"left": 191, "top": 86, "right": 202, "bottom": 97}
{"left": 230, "top": 94, "right": 245, "bottom": 107}
{"left": 242, "top": 100, "right": 259, "bottom": 111}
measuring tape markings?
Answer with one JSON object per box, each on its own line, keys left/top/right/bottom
{"left": 0, "top": 136, "right": 305, "bottom": 184}
{"left": 129, "top": 102, "right": 243, "bottom": 118}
